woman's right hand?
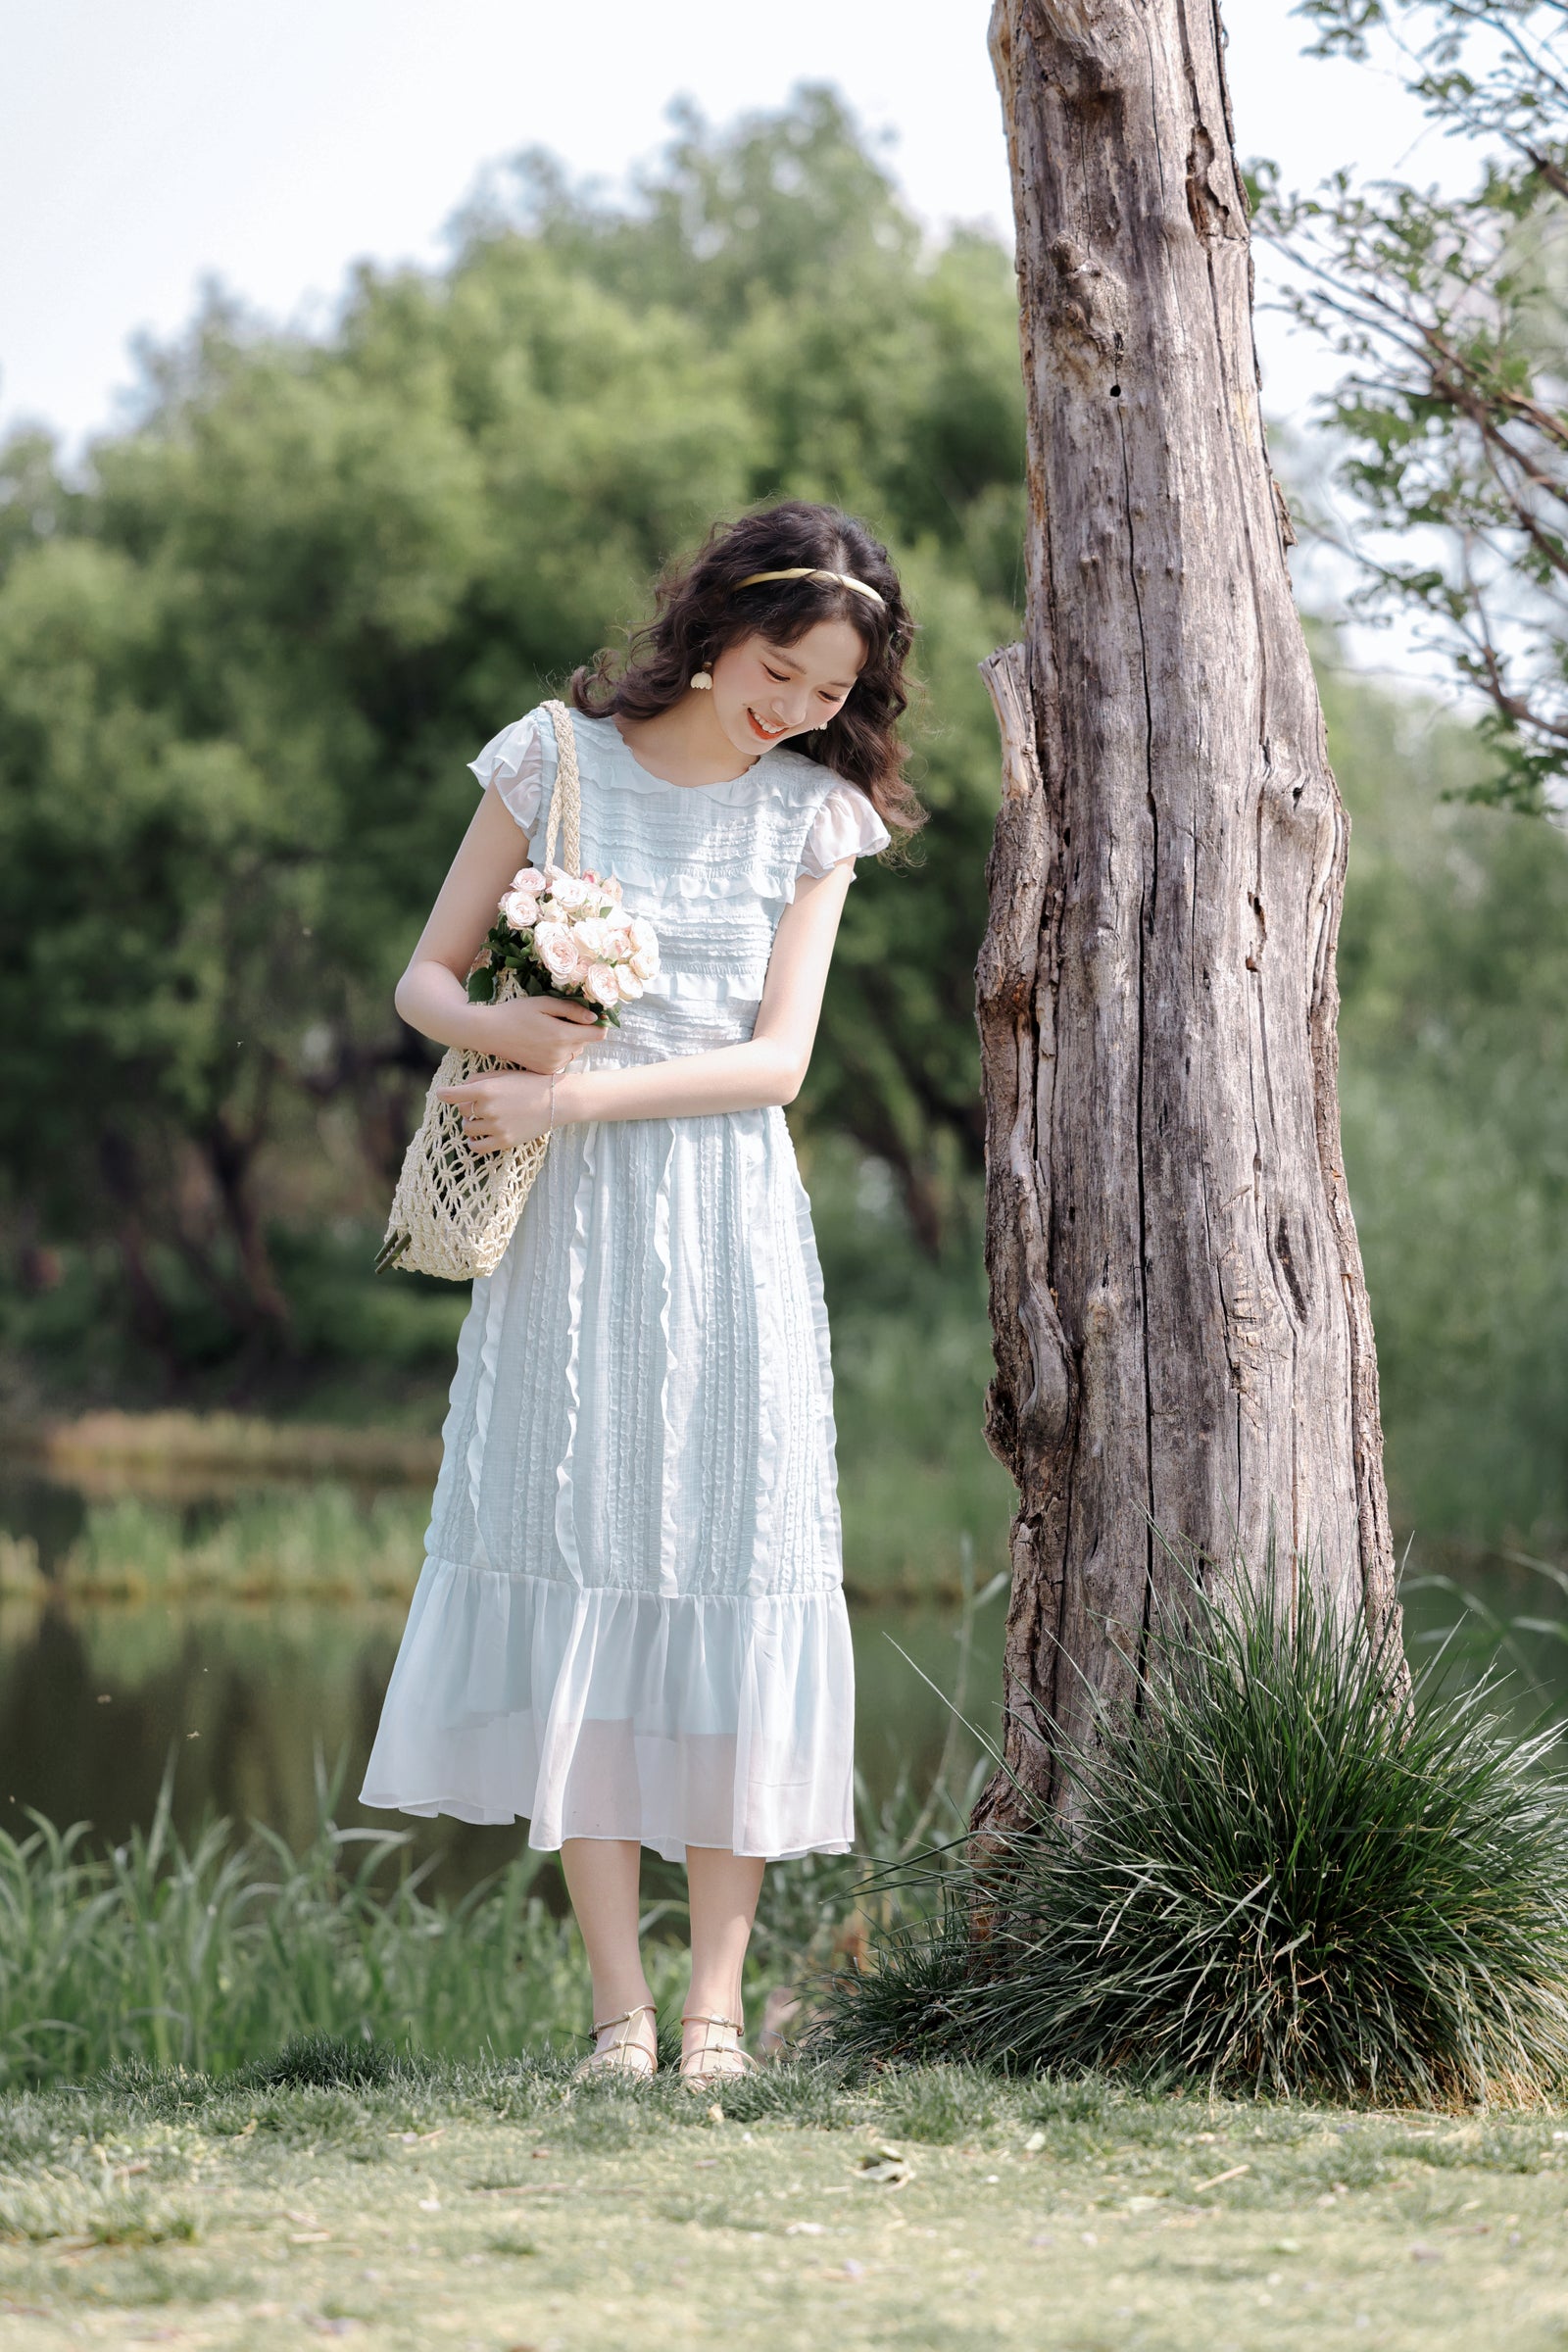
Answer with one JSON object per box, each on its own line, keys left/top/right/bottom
{"left": 479, "top": 990, "right": 607, "bottom": 1073}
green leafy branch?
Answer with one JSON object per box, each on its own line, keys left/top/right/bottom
{"left": 1255, "top": 1, "right": 1568, "bottom": 809}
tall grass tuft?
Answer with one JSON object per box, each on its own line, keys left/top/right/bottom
{"left": 819, "top": 1561, "right": 1568, "bottom": 2102}
{"left": 240, "top": 2032, "right": 398, "bottom": 2090}
{"left": 0, "top": 1757, "right": 598, "bottom": 2088}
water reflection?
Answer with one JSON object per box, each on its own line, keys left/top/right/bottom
{"left": 0, "top": 1577, "right": 1004, "bottom": 1900}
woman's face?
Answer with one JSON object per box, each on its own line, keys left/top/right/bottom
{"left": 708, "top": 619, "right": 865, "bottom": 760}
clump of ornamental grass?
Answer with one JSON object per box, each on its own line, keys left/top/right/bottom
{"left": 818, "top": 1554, "right": 1568, "bottom": 2103}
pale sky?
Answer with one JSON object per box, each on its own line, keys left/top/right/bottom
{"left": 4, "top": 0, "right": 1459, "bottom": 454}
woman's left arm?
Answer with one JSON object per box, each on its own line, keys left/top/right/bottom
{"left": 440, "top": 861, "right": 857, "bottom": 1149}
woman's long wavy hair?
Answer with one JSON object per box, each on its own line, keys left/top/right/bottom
{"left": 570, "top": 501, "right": 925, "bottom": 841}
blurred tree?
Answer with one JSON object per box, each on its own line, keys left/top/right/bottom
{"left": 0, "top": 87, "right": 1026, "bottom": 1372}
{"left": 1324, "top": 648, "right": 1568, "bottom": 1544}
{"left": 0, "top": 522, "right": 306, "bottom": 1360}
{"left": 1257, "top": 1, "right": 1568, "bottom": 811}
{"left": 468, "top": 85, "right": 919, "bottom": 323}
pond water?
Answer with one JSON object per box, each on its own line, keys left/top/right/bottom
{"left": 2, "top": 1454, "right": 1562, "bottom": 1901}
{"left": 0, "top": 1458, "right": 1006, "bottom": 1897}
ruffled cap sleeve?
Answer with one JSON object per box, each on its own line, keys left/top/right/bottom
{"left": 468, "top": 707, "right": 558, "bottom": 844}
{"left": 798, "top": 781, "right": 892, "bottom": 881}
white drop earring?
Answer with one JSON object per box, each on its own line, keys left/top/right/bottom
{"left": 690, "top": 665, "right": 713, "bottom": 691}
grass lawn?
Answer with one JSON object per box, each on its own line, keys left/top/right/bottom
{"left": 1, "top": 2058, "right": 1565, "bottom": 2350}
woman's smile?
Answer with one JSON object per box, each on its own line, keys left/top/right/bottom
{"left": 745, "top": 706, "right": 790, "bottom": 742}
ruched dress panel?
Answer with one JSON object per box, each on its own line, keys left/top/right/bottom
{"left": 360, "top": 709, "right": 890, "bottom": 1860}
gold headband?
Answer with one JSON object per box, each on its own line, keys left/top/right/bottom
{"left": 734, "top": 566, "right": 887, "bottom": 610}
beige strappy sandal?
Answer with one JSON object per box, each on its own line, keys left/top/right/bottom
{"left": 678, "top": 2012, "right": 758, "bottom": 2091}
{"left": 573, "top": 2002, "right": 658, "bottom": 2081}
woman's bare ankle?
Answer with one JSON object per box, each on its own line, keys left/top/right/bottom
{"left": 591, "top": 1984, "right": 656, "bottom": 2035}
{"left": 680, "top": 1998, "right": 742, "bottom": 2046}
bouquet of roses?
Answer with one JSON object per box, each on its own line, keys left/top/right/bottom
{"left": 466, "top": 862, "right": 660, "bottom": 1024}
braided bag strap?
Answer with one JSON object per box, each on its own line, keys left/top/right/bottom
{"left": 539, "top": 698, "right": 581, "bottom": 873}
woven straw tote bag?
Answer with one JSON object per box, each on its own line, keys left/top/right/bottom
{"left": 375, "top": 699, "right": 582, "bottom": 1282}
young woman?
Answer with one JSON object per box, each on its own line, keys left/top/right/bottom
{"left": 361, "top": 500, "right": 922, "bottom": 2084}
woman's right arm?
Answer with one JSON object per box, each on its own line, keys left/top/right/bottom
{"left": 393, "top": 785, "right": 607, "bottom": 1072}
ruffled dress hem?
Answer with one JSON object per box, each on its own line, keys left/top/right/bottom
{"left": 360, "top": 1557, "right": 857, "bottom": 1865}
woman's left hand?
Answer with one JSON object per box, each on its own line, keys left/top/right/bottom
{"left": 437, "top": 1073, "right": 555, "bottom": 1152}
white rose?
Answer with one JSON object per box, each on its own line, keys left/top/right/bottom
{"left": 584, "top": 961, "right": 621, "bottom": 1008}
{"left": 501, "top": 889, "right": 539, "bottom": 931}
{"left": 627, "top": 916, "right": 660, "bottom": 979}
{"left": 511, "top": 867, "right": 544, "bottom": 895}
{"left": 602, "top": 876, "right": 623, "bottom": 904}
{"left": 614, "top": 967, "right": 644, "bottom": 1002}
{"left": 571, "top": 915, "right": 618, "bottom": 962}
{"left": 534, "top": 922, "right": 588, "bottom": 985}
{"left": 546, "top": 871, "right": 593, "bottom": 912}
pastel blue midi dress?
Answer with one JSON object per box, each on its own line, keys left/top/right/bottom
{"left": 360, "top": 707, "right": 890, "bottom": 1862}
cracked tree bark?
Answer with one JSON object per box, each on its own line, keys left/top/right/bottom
{"left": 974, "top": 0, "right": 1404, "bottom": 1835}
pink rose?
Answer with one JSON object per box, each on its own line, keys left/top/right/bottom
{"left": 614, "top": 967, "right": 644, "bottom": 1002}
{"left": 510, "top": 867, "right": 544, "bottom": 896}
{"left": 534, "top": 922, "right": 588, "bottom": 986}
{"left": 584, "top": 961, "right": 621, "bottom": 1008}
{"left": 546, "top": 870, "right": 593, "bottom": 912}
{"left": 501, "top": 889, "right": 539, "bottom": 931}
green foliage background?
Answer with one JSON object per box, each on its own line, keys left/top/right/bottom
{"left": 1, "top": 87, "right": 1565, "bottom": 1556}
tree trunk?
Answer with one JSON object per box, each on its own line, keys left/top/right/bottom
{"left": 974, "top": 0, "right": 1403, "bottom": 1834}
{"left": 98, "top": 1129, "right": 179, "bottom": 1383}
{"left": 205, "top": 1112, "right": 293, "bottom": 1349}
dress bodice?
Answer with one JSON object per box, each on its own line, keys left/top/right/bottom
{"left": 469, "top": 706, "right": 890, "bottom": 1060}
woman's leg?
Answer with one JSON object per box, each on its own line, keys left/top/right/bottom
{"left": 560, "top": 1838, "right": 657, "bottom": 2067}
{"left": 681, "top": 1845, "right": 766, "bottom": 2073}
